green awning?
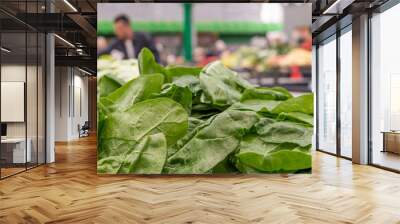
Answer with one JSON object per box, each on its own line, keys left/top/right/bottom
{"left": 97, "top": 20, "right": 283, "bottom": 36}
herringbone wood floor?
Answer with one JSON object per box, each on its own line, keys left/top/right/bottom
{"left": 1, "top": 135, "right": 400, "bottom": 224}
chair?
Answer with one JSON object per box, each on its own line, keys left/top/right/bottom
{"left": 79, "top": 121, "right": 90, "bottom": 138}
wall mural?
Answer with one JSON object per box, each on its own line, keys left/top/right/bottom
{"left": 96, "top": 3, "right": 313, "bottom": 174}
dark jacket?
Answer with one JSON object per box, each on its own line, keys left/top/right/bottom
{"left": 98, "top": 32, "right": 160, "bottom": 62}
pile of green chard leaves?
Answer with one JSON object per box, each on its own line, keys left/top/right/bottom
{"left": 97, "top": 48, "right": 313, "bottom": 174}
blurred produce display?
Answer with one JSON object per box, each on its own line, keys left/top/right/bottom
{"left": 266, "top": 48, "right": 312, "bottom": 69}
{"left": 221, "top": 46, "right": 311, "bottom": 72}
{"left": 221, "top": 46, "right": 272, "bottom": 73}
{"left": 97, "top": 56, "right": 140, "bottom": 85}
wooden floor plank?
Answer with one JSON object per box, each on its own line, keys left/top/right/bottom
{"left": 0, "top": 135, "right": 400, "bottom": 224}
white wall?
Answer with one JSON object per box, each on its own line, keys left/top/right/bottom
{"left": 54, "top": 67, "right": 89, "bottom": 141}
{"left": 1, "top": 65, "right": 32, "bottom": 138}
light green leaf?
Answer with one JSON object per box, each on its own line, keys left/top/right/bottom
{"left": 101, "top": 73, "right": 164, "bottom": 113}
{"left": 138, "top": 48, "right": 164, "bottom": 75}
{"left": 99, "top": 98, "right": 188, "bottom": 159}
{"left": 165, "top": 66, "right": 202, "bottom": 83}
{"left": 276, "top": 112, "right": 314, "bottom": 126}
{"left": 272, "top": 93, "right": 314, "bottom": 115}
{"left": 98, "top": 133, "right": 167, "bottom": 174}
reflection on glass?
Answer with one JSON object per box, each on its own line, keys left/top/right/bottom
{"left": 371, "top": 4, "right": 400, "bottom": 171}
{"left": 38, "top": 33, "right": 46, "bottom": 165}
{"left": 27, "top": 31, "right": 38, "bottom": 169}
{"left": 317, "top": 36, "right": 337, "bottom": 154}
{"left": 1, "top": 31, "right": 27, "bottom": 177}
{"left": 340, "top": 29, "right": 352, "bottom": 158}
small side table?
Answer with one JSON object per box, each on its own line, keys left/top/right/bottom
{"left": 381, "top": 131, "right": 400, "bottom": 155}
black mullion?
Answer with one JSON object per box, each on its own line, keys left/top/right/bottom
{"left": 36, "top": 0, "right": 39, "bottom": 167}
{"left": 73, "top": 68, "right": 75, "bottom": 118}
{"left": 0, "top": 24, "right": 2, "bottom": 179}
{"left": 367, "top": 11, "right": 373, "bottom": 165}
{"left": 315, "top": 44, "right": 319, "bottom": 150}
{"left": 44, "top": 32, "right": 47, "bottom": 164}
{"left": 336, "top": 25, "right": 341, "bottom": 157}
{"left": 25, "top": 0, "right": 28, "bottom": 171}
{"left": 44, "top": 0, "right": 47, "bottom": 165}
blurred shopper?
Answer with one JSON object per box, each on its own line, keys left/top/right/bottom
{"left": 98, "top": 15, "right": 160, "bottom": 61}
{"left": 97, "top": 36, "right": 108, "bottom": 54}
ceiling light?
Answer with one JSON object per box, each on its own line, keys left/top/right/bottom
{"left": 54, "top": 34, "right": 75, "bottom": 48}
{"left": 78, "top": 68, "right": 92, "bottom": 76}
{"left": 63, "top": 0, "right": 78, "bottom": 12}
{"left": 1, "top": 47, "right": 11, "bottom": 53}
{"left": 323, "top": 0, "right": 354, "bottom": 15}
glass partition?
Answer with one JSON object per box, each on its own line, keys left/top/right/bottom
{"left": 27, "top": 30, "right": 38, "bottom": 169}
{"left": 339, "top": 27, "right": 352, "bottom": 158}
{"left": 38, "top": 32, "right": 45, "bottom": 165}
{"left": 0, "top": 1, "right": 46, "bottom": 179}
{"left": 317, "top": 35, "right": 337, "bottom": 154}
{"left": 370, "top": 3, "right": 400, "bottom": 171}
{"left": 1, "top": 31, "right": 28, "bottom": 177}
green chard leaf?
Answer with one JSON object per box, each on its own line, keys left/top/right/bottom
{"left": 255, "top": 121, "right": 313, "bottom": 147}
{"left": 101, "top": 73, "right": 164, "bottom": 113}
{"left": 164, "top": 66, "right": 202, "bottom": 83}
{"left": 98, "top": 75, "right": 121, "bottom": 97}
{"left": 98, "top": 133, "right": 167, "bottom": 174}
{"left": 276, "top": 112, "right": 314, "bottom": 126}
{"left": 171, "top": 75, "right": 202, "bottom": 96}
{"left": 199, "top": 61, "right": 252, "bottom": 107}
{"left": 138, "top": 48, "right": 165, "bottom": 75}
{"left": 240, "top": 87, "right": 291, "bottom": 102}
{"left": 272, "top": 93, "right": 314, "bottom": 115}
{"left": 235, "top": 135, "right": 311, "bottom": 172}
{"left": 164, "top": 109, "right": 259, "bottom": 174}
{"left": 153, "top": 83, "right": 192, "bottom": 113}
{"left": 98, "top": 98, "right": 188, "bottom": 173}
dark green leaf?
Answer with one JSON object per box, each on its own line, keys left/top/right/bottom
{"left": 153, "top": 84, "right": 192, "bottom": 113}
{"left": 172, "top": 75, "right": 202, "bottom": 96}
{"left": 235, "top": 135, "right": 311, "bottom": 172}
{"left": 199, "top": 61, "right": 252, "bottom": 107}
{"left": 98, "top": 75, "right": 121, "bottom": 97}
{"left": 256, "top": 121, "right": 313, "bottom": 147}
{"left": 164, "top": 109, "right": 259, "bottom": 174}
{"left": 240, "top": 87, "right": 291, "bottom": 101}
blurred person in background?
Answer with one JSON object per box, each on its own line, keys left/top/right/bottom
{"left": 98, "top": 15, "right": 160, "bottom": 61}
{"left": 97, "top": 36, "right": 108, "bottom": 54}
{"left": 214, "top": 39, "right": 227, "bottom": 56}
